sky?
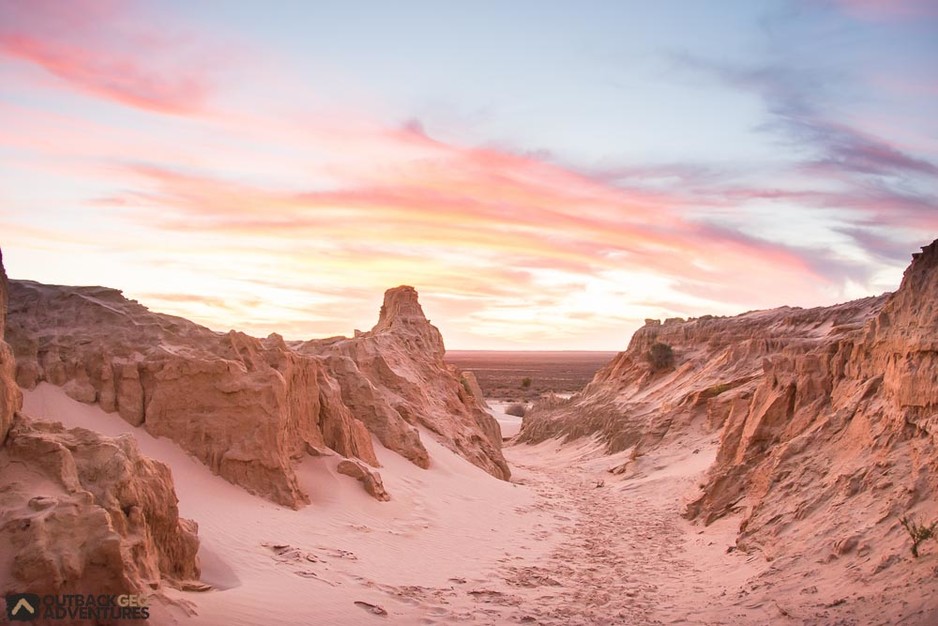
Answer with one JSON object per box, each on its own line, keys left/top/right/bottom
{"left": 0, "top": 0, "right": 936, "bottom": 350}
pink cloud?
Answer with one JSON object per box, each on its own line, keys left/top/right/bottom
{"left": 832, "top": 0, "right": 938, "bottom": 20}
{"left": 0, "top": 0, "right": 217, "bottom": 114}
{"left": 107, "top": 136, "right": 836, "bottom": 313}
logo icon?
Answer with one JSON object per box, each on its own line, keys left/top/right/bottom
{"left": 6, "top": 594, "right": 40, "bottom": 621}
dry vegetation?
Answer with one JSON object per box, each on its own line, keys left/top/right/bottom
{"left": 445, "top": 351, "right": 616, "bottom": 401}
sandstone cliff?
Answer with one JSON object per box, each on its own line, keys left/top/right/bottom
{"left": 303, "top": 286, "right": 509, "bottom": 481}
{"left": 6, "top": 282, "right": 507, "bottom": 508}
{"left": 0, "top": 249, "right": 201, "bottom": 608}
{"left": 518, "top": 296, "right": 885, "bottom": 458}
{"left": 520, "top": 240, "right": 938, "bottom": 575}
{"left": 0, "top": 248, "right": 18, "bottom": 442}
{"left": 688, "top": 241, "right": 938, "bottom": 562}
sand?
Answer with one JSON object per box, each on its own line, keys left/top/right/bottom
{"left": 19, "top": 384, "right": 930, "bottom": 625}
{"left": 22, "top": 384, "right": 561, "bottom": 625}
{"left": 485, "top": 400, "right": 524, "bottom": 438}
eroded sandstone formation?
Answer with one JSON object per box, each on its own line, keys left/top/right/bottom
{"left": 520, "top": 240, "right": 938, "bottom": 571}
{"left": 0, "top": 249, "right": 200, "bottom": 604}
{"left": 6, "top": 281, "right": 507, "bottom": 508}
{"left": 0, "top": 420, "right": 201, "bottom": 597}
{"left": 304, "top": 286, "right": 510, "bottom": 481}
{"left": 518, "top": 295, "right": 885, "bottom": 458}
{"left": 336, "top": 459, "right": 391, "bottom": 502}
{"left": 689, "top": 241, "right": 938, "bottom": 560}
{"left": 0, "top": 248, "right": 18, "bottom": 442}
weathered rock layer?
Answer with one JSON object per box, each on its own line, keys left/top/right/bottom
{"left": 0, "top": 419, "right": 201, "bottom": 597}
{"left": 0, "top": 249, "right": 200, "bottom": 604}
{"left": 305, "top": 287, "right": 510, "bottom": 481}
{"left": 0, "top": 248, "right": 18, "bottom": 442}
{"left": 6, "top": 282, "right": 507, "bottom": 508}
{"left": 519, "top": 296, "right": 885, "bottom": 457}
{"left": 521, "top": 240, "right": 938, "bottom": 571}
{"left": 690, "top": 241, "right": 938, "bottom": 560}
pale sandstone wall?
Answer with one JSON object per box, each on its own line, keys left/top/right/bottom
{"left": 0, "top": 248, "right": 200, "bottom": 601}
{"left": 520, "top": 240, "right": 938, "bottom": 568}
{"left": 7, "top": 282, "right": 509, "bottom": 509}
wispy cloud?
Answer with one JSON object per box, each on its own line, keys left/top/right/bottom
{"left": 676, "top": 55, "right": 938, "bottom": 179}
{"left": 666, "top": 50, "right": 936, "bottom": 277}
{"left": 829, "top": 0, "right": 938, "bottom": 21}
{"left": 0, "top": 0, "right": 220, "bottom": 114}
{"left": 111, "top": 137, "right": 835, "bottom": 306}
{"left": 1, "top": 1, "right": 933, "bottom": 348}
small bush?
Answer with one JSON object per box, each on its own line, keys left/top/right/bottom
{"left": 900, "top": 515, "right": 938, "bottom": 558}
{"left": 520, "top": 377, "right": 532, "bottom": 389}
{"left": 646, "top": 342, "right": 674, "bottom": 371}
{"left": 459, "top": 376, "right": 473, "bottom": 397}
{"left": 505, "top": 403, "right": 526, "bottom": 417}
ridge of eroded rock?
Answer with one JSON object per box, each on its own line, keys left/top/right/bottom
{"left": 6, "top": 281, "right": 508, "bottom": 508}
{"left": 0, "top": 249, "right": 200, "bottom": 600}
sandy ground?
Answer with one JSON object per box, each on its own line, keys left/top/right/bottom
{"left": 486, "top": 400, "right": 524, "bottom": 438}
{"left": 17, "top": 384, "right": 933, "bottom": 625}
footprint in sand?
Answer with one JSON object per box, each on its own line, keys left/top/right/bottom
{"left": 353, "top": 601, "right": 388, "bottom": 616}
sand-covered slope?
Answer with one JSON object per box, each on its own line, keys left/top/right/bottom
{"left": 19, "top": 383, "right": 547, "bottom": 626}
{"left": 6, "top": 280, "right": 506, "bottom": 508}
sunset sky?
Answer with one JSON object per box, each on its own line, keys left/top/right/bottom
{"left": 1, "top": 0, "right": 936, "bottom": 349}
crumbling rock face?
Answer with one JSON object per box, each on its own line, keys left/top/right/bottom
{"left": 0, "top": 248, "right": 20, "bottom": 442}
{"left": 304, "top": 287, "right": 509, "bottom": 481}
{"left": 0, "top": 418, "right": 201, "bottom": 597}
{"left": 7, "top": 282, "right": 508, "bottom": 509}
{"left": 520, "top": 239, "right": 938, "bottom": 575}
{"left": 0, "top": 249, "right": 199, "bottom": 602}
{"left": 518, "top": 296, "right": 884, "bottom": 458}
{"left": 688, "top": 241, "right": 938, "bottom": 561}
{"left": 6, "top": 281, "right": 381, "bottom": 508}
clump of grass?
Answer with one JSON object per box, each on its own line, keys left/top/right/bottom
{"left": 520, "top": 377, "right": 532, "bottom": 389}
{"left": 899, "top": 515, "right": 938, "bottom": 558}
{"left": 704, "top": 382, "right": 733, "bottom": 397}
{"left": 505, "top": 403, "right": 526, "bottom": 418}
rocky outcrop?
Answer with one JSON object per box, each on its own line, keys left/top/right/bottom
{"left": 0, "top": 248, "right": 19, "bottom": 442}
{"left": 6, "top": 281, "right": 381, "bottom": 508}
{"left": 336, "top": 459, "right": 391, "bottom": 502}
{"left": 458, "top": 370, "right": 488, "bottom": 409}
{"left": 0, "top": 418, "right": 201, "bottom": 597}
{"left": 6, "top": 282, "right": 508, "bottom": 509}
{"left": 688, "top": 241, "right": 938, "bottom": 560}
{"left": 518, "top": 296, "right": 884, "bottom": 457}
{"left": 0, "top": 248, "right": 200, "bottom": 603}
{"left": 520, "top": 240, "right": 938, "bottom": 576}
{"left": 304, "top": 287, "right": 509, "bottom": 481}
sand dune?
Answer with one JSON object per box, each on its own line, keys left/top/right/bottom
{"left": 21, "top": 384, "right": 551, "bottom": 624}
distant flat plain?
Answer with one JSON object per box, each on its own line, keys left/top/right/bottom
{"left": 445, "top": 351, "right": 618, "bottom": 401}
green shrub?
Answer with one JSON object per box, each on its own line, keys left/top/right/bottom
{"left": 900, "top": 515, "right": 938, "bottom": 558}
{"left": 646, "top": 342, "right": 674, "bottom": 371}
{"left": 505, "top": 403, "right": 526, "bottom": 417}
{"left": 520, "top": 377, "right": 532, "bottom": 389}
